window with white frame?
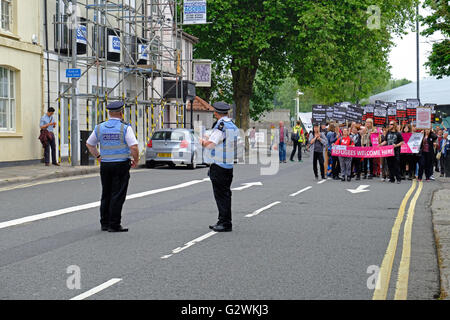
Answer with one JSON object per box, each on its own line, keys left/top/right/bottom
{"left": 0, "top": 67, "right": 15, "bottom": 131}
{"left": 0, "top": 0, "right": 12, "bottom": 32}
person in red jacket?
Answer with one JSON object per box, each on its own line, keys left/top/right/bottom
{"left": 335, "top": 127, "right": 354, "bottom": 181}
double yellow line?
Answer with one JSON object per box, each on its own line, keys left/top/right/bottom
{"left": 373, "top": 180, "right": 424, "bottom": 300}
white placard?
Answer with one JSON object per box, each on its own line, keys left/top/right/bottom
{"left": 416, "top": 107, "right": 431, "bottom": 129}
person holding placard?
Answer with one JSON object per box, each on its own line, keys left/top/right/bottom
{"left": 309, "top": 125, "right": 327, "bottom": 180}
{"left": 400, "top": 124, "right": 415, "bottom": 180}
{"left": 362, "top": 118, "right": 376, "bottom": 179}
{"left": 335, "top": 128, "right": 354, "bottom": 182}
{"left": 380, "top": 121, "right": 404, "bottom": 184}
{"left": 417, "top": 128, "right": 437, "bottom": 182}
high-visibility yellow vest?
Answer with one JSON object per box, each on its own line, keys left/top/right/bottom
{"left": 294, "top": 125, "right": 305, "bottom": 143}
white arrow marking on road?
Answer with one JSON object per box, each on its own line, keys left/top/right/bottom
{"left": 0, "top": 178, "right": 209, "bottom": 230}
{"left": 347, "top": 185, "right": 370, "bottom": 194}
{"left": 245, "top": 201, "right": 281, "bottom": 218}
{"left": 70, "top": 278, "right": 122, "bottom": 300}
{"left": 317, "top": 179, "right": 327, "bottom": 184}
{"left": 231, "top": 182, "right": 263, "bottom": 191}
{"left": 290, "top": 186, "right": 312, "bottom": 197}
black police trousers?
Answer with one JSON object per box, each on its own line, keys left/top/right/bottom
{"left": 100, "top": 160, "right": 131, "bottom": 229}
{"left": 209, "top": 163, "right": 233, "bottom": 227}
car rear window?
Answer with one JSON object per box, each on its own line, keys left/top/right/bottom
{"left": 151, "top": 131, "right": 186, "bottom": 141}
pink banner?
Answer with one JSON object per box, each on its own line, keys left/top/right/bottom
{"left": 332, "top": 145, "right": 395, "bottom": 158}
{"left": 401, "top": 133, "right": 412, "bottom": 153}
{"left": 370, "top": 133, "right": 379, "bottom": 146}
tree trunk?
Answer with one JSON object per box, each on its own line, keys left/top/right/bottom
{"left": 231, "top": 57, "right": 258, "bottom": 132}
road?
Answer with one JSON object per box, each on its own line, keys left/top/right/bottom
{"left": 0, "top": 151, "right": 441, "bottom": 300}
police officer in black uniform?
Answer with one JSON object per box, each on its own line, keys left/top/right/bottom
{"left": 199, "top": 102, "right": 239, "bottom": 232}
{"left": 86, "top": 101, "right": 140, "bottom": 232}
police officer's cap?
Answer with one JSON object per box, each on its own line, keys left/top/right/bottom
{"left": 212, "top": 101, "right": 231, "bottom": 114}
{"left": 106, "top": 101, "right": 124, "bottom": 111}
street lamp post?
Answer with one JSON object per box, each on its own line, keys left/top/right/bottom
{"left": 295, "top": 90, "right": 304, "bottom": 120}
{"left": 416, "top": 3, "right": 420, "bottom": 101}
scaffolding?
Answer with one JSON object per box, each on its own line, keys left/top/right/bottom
{"left": 52, "top": 0, "right": 188, "bottom": 163}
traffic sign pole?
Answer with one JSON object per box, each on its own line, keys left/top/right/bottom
{"left": 71, "top": 0, "right": 79, "bottom": 166}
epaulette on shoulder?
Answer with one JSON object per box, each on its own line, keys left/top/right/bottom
{"left": 121, "top": 120, "right": 130, "bottom": 126}
{"left": 218, "top": 121, "right": 225, "bottom": 131}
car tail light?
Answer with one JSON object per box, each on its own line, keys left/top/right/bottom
{"left": 147, "top": 140, "right": 152, "bottom": 148}
{"left": 179, "top": 140, "right": 189, "bottom": 148}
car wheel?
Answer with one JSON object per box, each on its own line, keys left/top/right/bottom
{"left": 146, "top": 161, "right": 155, "bottom": 169}
{"left": 168, "top": 162, "right": 176, "bottom": 168}
{"left": 187, "top": 153, "right": 197, "bottom": 169}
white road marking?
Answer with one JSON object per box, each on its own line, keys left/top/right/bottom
{"left": 317, "top": 179, "right": 327, "bottom": 184}
{"left": 231, "top": 182, "right": 263, "bottom": 191}
{"left": 161, "top": 231, "right": 217, "bottom": 259}
{"left": 0, "top": 201, "right": 101, "bottom": 230}
{"left": 0, "top": 178, "right": 209, "bottom": 230}
{"left": 0, "top": 169, "right": 149, "bottom": 193}
{"left": 289, "top": 186, "right": 312, "bottom": 197}
{"left": 347, "top": 185, "right": 370, "bottom": 194}
{"left": 245, "top": 201, "right": 281, "bottom": 218}
{"left": 70, "top": 278, "right": 122, "bottom": 300}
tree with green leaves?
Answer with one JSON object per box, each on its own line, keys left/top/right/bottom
{"left": 421, "top": 0, "right": 450, "bottom": 78}
{"left": 291, "top": 0, "right": 415, "bottom": 104}
{"left": 184, "top": 0, "right": 416, "bottom": 131}
{"left": 183, "top": 0, "right": 297, "bottom": 131}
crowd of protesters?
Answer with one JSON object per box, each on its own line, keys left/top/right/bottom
{"left": 303, "top": 118, "right": 450, "bottom": 182}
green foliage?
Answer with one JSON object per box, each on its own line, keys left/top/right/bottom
{"left": 421, "top": 0, "right": 450, "bottom": 78}
{"left": 183, "top": 0, "right": 297, "bottom": 129}
{"left": 183, "top": 0, "right": 417, "bottom": 129}
{"left": 290, "top": 0, "right": 415, "bottom": 104}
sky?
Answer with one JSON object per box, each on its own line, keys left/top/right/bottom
{"left": 388, "top": 3, "right": 445, "bottom": 81}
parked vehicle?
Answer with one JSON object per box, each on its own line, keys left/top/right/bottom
{"left": 145, "top": 129, "right": 205, "bottom": 169}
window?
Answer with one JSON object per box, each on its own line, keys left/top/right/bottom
{"left": 0, "top": 67, "right": 15, "bottom": 131}
{"left": 0, "top": 0, "right": 11, "bottom": 32}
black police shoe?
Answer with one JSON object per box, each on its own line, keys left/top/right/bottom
{"left": 108, "top": 226, "right": 129, "bottom": 232}
{"left": 212, "top": 224, "right": 232, "bottom": 232}
{"left": 209, "top": 223, "right": 220, "bottom": 230}
{"left": 101, "top": 225, "right": 109, "bottom": 231}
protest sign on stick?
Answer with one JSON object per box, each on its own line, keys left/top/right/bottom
{"left": 406, "top": 98, "right": 420, "bottom": 123}
{"left": 312, "top": 105, "right": 327, "bottom": 125}
{"left": 416, "top": 107, "right": 431, "bottom": 129}
{"left": 374, "top": 104, "right": 387, "bottom": 126}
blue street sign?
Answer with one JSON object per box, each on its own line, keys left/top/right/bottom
{"left": 66, "top": 69, "right": 81, "bottom": 78}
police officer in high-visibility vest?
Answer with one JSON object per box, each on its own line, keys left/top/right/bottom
{"left": 86, "top": 101, "right": 139, "bottom": 232}
{"left": 290, "top": 120, "right": 305, "bottom": 162}
{"left": 200, "top": 101, "right": 239, "bottom": 232}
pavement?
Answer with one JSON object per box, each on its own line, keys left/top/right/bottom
{"left": 0, "top": 162, "right": 100, "bottom": 188}
{"left": 0, "top": 152, "right": 448, "bottom": 300}
{"left": 431, "top": 177, "right": 450, "bottom": 299}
